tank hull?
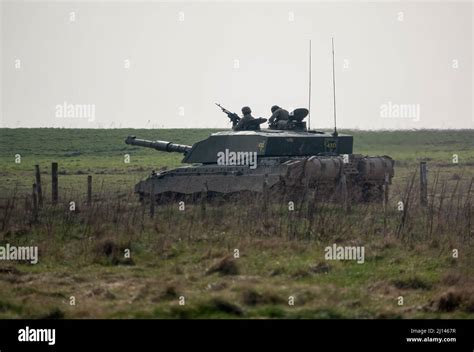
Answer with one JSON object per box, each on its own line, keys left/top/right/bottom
{"left": 135, "top": 154, "right": 394, "bottom": 203}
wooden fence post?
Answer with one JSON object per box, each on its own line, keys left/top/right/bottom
{"left": 34, "top": 165, "right": 43, "bottom": 208}
{"left": 383, "top": 173, "right": 390, "bottom": 210}
{"left": 87, "top": 175, "right": 92, "bottom": 205}
{"left": 420, "top": 161, "right": 428, "bottom": 206}
{"left": 32, "top": 183, "right": 38, "bottom": 221}
{"left": 340, "top": 174, "right": 349, "bottom": 212}
{"left": 52, "top": 162, "right": 58, "bottom": 205}
{"left": 383, "top": 173, "right": 389, "bottom": 235}
{"left": 262, "top": 176, "right": 269, "bottom": 212}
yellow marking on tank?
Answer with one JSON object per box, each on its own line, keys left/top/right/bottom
{"left": 325, "top": 140, "right": 337, "bottom": 149}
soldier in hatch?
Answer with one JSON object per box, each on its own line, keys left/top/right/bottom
{"left": 268, "top": 105, "right": 290, "bottom": 129}
{"left": 234, "top": 106, "right": 257, "bottom": 131}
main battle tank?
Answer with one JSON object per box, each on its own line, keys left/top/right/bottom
{"left": 125, "top": 107, "right": 395, "bottom": 203}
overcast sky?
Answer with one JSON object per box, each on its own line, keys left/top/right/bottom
{"left": 1, "top": 1, "right": 473, "bottom": 129}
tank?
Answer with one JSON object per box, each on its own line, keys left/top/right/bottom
{"left": 125, "top": 107, "right": 395, "bottom": 203}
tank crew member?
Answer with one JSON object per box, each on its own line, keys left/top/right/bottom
{"left": 269, "top": 105, "right": 290, "bottom": 129}
{"left": 234, "top": 106, "right": 257, "bottom": 131}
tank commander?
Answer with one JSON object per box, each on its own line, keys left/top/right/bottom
{"left": 234, "top": 106, "right": 258, "bottom": 131}
{"left": 269, "top": 105, "right": 290, "bottom": 129}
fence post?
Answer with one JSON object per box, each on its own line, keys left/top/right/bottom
{"left": 420, "top": 161, "right": 428, "bottom": 206}
{"left": 383, "top": 173, "right": 389, "bottom": 235}
{"left": 52, "top": 162, "right": 58, "bottom": 205}
{"left": 32, "top": 183, "right": 38, "bottom": 221}
{"left": 383, "top": 173, "right": 390, "bottom": 209}
{"left": 87, "top": 175, "right": 92, "bottom": 205}
{"left": 262, "top": 176, "right": 269, "bottom": 212}
{"left": 340, "top": 174, "right": 349, "bottom": 212}
{"left": 34, "top": 165, "right": 43, "bottom": 208}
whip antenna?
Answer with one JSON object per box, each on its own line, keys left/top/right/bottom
{"left": 332, "top": 37, "right": 338, "bottom": 137}
{"left": 308, "top": 40, "right": 312, "bottom": 130}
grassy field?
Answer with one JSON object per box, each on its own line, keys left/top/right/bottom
{"left": 0, "top": 128, "right": 473, "bottom": 319}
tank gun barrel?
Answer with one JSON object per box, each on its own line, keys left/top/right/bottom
{"left": 125, "top": 136, "right": 192, "bottom": 154}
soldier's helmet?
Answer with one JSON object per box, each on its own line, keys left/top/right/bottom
{"left": 241, "top": 106, "right": 252, "bottom": 115}
{"left": 271, "top": 105, "right": 280, "bottom": 113}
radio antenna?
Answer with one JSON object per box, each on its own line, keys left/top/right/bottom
{"left": 331, "top": 37, "right": 338, "bottom": 137}
{"left": 308, "top": 40, "right": 312, "bottom": 130}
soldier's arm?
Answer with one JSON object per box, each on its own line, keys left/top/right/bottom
{"left": 269, "top": 112, "right": 278, "bottom": 123}
{"left": 234, "top": 118, "right": 244, "bottom": 130}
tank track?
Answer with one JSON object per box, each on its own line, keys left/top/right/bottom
{"left": 135, "top": 154, "right": 394, "bottom": 203}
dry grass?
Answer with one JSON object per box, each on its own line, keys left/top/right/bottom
{"left": 0, "top": 164, "right": 472, "bottom": 318}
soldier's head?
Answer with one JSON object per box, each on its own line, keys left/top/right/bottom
{"left": 241, "top": 106, "right": 252, "bottom": 115}
{"left": 271, "top": 105, "right": 280, "bottom": 113}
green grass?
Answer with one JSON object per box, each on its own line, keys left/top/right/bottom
{"left": 1, "top": 128, "right": 473, "bottom": 195}
{"left": 0, "top": 237, "right": 469, "bottom": 319}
